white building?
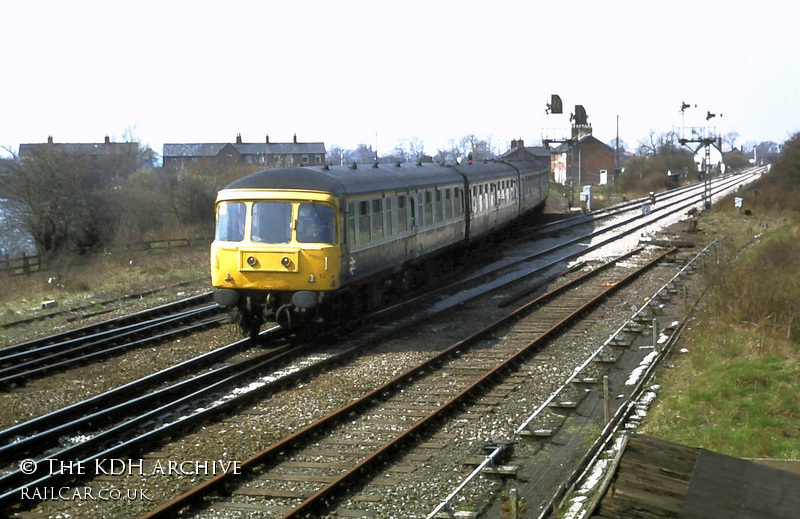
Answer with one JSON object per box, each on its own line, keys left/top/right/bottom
{"left": 693, "top": 142, "right": 725, "bottom": 175}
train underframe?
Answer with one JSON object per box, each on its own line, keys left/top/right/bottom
{"left": 222, "top": 202, "right": 546, "bottom": 339}
{"left": 219, "top": 253, "right": 450, "bottom": 339}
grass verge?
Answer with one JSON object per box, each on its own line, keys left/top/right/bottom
{"left": 0, "top": 247, "right": 209, "bottom": 322}
{"left": 642, "top": 209, "right": 800, "bottom": 459}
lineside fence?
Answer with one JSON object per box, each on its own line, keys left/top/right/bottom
{"left": 0, "top": 237, "right": 212, "bottom": 276}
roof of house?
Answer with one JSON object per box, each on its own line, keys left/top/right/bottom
{"left": 19, "top": 141, "right": 138, "bottom": 158}
{"left": 162, "top": 141, "right": 326, "bottom": 158}
{"left": 551, "top": 135, "right": 614, "bottom": 154}
{"left": 499, "top": 145, "right": 552, "bottom": 160}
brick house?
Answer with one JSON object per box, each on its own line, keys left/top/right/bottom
{"left": 499, "top": 139, "right": 552, "bottom": 167}
{"left": 551, "top": 127, "right": 615, "bottom": 185}
{"left": 19, "top": 135, "right": 139, "bottom": 180}
{"left": 162, "top": 134, "right": 326, "bottom": 171}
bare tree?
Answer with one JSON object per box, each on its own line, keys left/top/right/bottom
{"left": 723, "top": 131, "right": 741, "bottom": 151}
{"left": 458, "top": 134, "right": 494, "bottom": 161}
{"left": 122, "top": 124, "right": 158, "bottom": 170}
{"left": 326, "top": 145, "right": 344, "bottom": 166}
{"left": 1, "top": 147, "right": 109, "bottom": 254}
{"left": 345, "top": 144, "right": 375, "bottom": 165}
{"left": 637, "top": 129, "right": 679, "bottom": 156}
{"left": 403, "top": 137, "right": 425, "bottom": 161}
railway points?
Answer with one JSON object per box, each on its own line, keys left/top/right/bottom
{"left": 0, "top": 169, "right": 764, "bottom": 516}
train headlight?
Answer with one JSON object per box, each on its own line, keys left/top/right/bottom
{"left": 281, "top": 257, "right": 291, "bottom": 267}
{"left": 246, "top": 256, "right": 257, "bottom": 267}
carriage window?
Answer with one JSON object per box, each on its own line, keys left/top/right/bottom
{"left": 251, "top": 202, "right": 292, "bottom": 243}
{"left": 358, "top": 201, "right": 371, "bottom": 243}
{"left": 471, "top": 187, "right": 477, "bottom": 213}
{"left": 216, "top": 202, "right": 247, "bottom": 242}
{"left": 347, "top": 203, "right": 356, "bottom": 246}
{"left": 385, "top": 197, "right": 393, "bottom": 235}
{"left": 372, "top": 199, "right": 384, "bottom": 240}
{"left": 424, "top": 190, "right": 433, "bottom": 226}
{"left": 445, "top": 189, "right": 453, "bottom": 219}
{"left": 454, "top": 188, "right": 462, "bottom": 217}
{"left": 435, "top": 189, "right": 443, "bottom": 222}
{"left": 397, "top": 195, "right": 408, "bottom": 232}
{"left": 297, "top": 203, "right": 335, "bottom": 244}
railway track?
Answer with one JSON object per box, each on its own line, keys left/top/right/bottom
{"left": 0, "top": 295, "right": 224, "bottom": 389}
{"left": 0, "top": 282, "right": 212, "bottom": 333}
{"left": 141, "top": 247, "right": 673, "bottom": 518}
{"left": 0, "top": 170, "right": 759, "bottom": 517}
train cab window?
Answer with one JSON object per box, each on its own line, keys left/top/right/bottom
{"left": 215, "top": 202, "right": 247, "bottom": 242}
{"left": 424, "top": 191, "right": 433, "bottom": 226}
{"left": 445, "top": 189, "right": 453, "bottom": 219}
{"left": 358, "top": 201, "right": 371, "bottom": 243}
{"left": 372, "top": 199, "right": 384, "bottom": 240}
{"left": 251, "top": 202, "right": 292, "bottom": 244}
{"left": 397, "top": 196, "right": 408, "bottom": 232}
{"left": 296, "top": 203, "right": 335, "bottom": 244}
{"left": 347, "top": 203, "right": 356, "bottom": 246}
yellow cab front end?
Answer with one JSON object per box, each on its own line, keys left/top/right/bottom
{"left": 210, "top": 188, "right": 341, "bottom": 328}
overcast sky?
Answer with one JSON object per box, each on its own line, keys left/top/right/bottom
{"left": 2, "top": 0, "right": 798, "bottom": 159}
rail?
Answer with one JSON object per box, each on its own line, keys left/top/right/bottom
{"left": 426, "top": 240, "right": 718, "bottom": 518}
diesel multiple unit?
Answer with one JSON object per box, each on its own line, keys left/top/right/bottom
{"left": 211, "top": 160, "right": 548, "bottom": 337}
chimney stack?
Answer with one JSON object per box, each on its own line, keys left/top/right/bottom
{"left": 266, "top": 134, "right": 270, "bottom": 143}
{"left": 47, "top": 135, "right": 54, "bottom": 144}
{"left": 235, "top": 133, "right": 242, "bottom": 144}
{"left": 293, "top": 133, "right": 297, "bottom": 144}
{"left": 104, "top": 135, "right": 110, "bottom": 144}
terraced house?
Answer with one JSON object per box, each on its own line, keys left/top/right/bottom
{"left": 19, "top": 135, "right": 139, "bottom": 181}
{"left": 162, "top": 134, "right": 326, "bottom": 172}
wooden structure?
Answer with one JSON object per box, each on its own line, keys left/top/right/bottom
{"left": 590, "top": 434, "right": 800, "bottom": 518}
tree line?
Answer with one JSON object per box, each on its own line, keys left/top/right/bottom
{"left": 327, "top": 134, "right": 501, "bottom": 166}
{"left": 1, "top": 130, "right": 784, "bottom": 259}
{"left": 0, "top": 146, "right": 259, "bottom": 258}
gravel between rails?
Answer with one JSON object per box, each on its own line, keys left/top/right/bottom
{"left": 14, "top": 238, "right": 712, "bottom": 519}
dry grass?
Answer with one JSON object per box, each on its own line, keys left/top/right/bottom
{"left": 643, "top": 213, "right": 800, "bottom": 458}
{"left": 0, "top": 246, "right": 209, "bottom": 322}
